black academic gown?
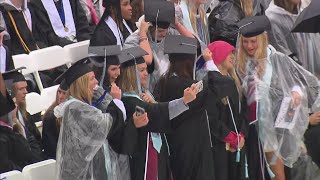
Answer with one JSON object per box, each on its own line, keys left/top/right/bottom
{"left": 206, "top": 78, "right": 249, "bottom": 180}
{"left": 21, "top": 112, "right": 45, "bottom": 160}
{"left": 29, "top": 0, "right": 91, "bottom": 47}
{"left": 0, "top": 6, "right": 40, "bottom": 55}
{"left": 3, "top": 45, "right": 14, "bottom": 71}
{"left": 156, "top": 71, "right": 237, "bottom": 180}
{"left": 42, "top": 111, "right": 59, "bottom": 159}
{"left": 0, "top": 125, "right": 42, "bottom": 173}
{"left": 121, "top": 95, "right": 172, "bottom": 180}
{"left": 304, "top": 124, "right": 320, "bottom": 168}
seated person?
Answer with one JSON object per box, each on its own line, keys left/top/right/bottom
{"left": 2, "top": 67, "right": 45, "bottom": 160}
{"left": 0, "top": 70, "right": 42, "bottom": 173}
{"left": 30, "top": 0, "right": 92, "bottom": 46}
{"left": 42, "top": 81, "right": 68, "bottom": 159}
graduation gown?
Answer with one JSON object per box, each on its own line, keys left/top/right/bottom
{"left": 304, "top": 124, "right": 320, "bottom": 168}
{"left": 0, "top": 6, "right": 40, "bottom": 55}
{"left": 42, "top": 111, "right": 59, "bottom": 159}
{"left": 206, "top": 79, "right": 249, "bottom": 180}
{"left": 121, "top": 93, "right": 172, "bottom": 180}
{"left": 30, "top": 0, "right": 91, "bottom": 47}
{"left": 0, "top": 125, "right": 42, "bottom": 173}
{"left": 156, "top": 70, "right": 237, "bottom": 180}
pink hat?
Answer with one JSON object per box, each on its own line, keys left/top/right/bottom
{"left": 207, "top": 41, "right": 235, "bottom": 65}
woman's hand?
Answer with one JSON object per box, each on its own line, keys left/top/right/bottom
{"left": 139, "top": 19, "right": 152, "bottom": 35}
{"left": 182, "top": 86, "right": 198, "bottom": 105}
{"left": 141, "top": 93, "right": 156, "bottom": 104}
{"left": 291, "top": 91, "right": 301, "bottom": 108}
{"left": 133, "top": 112, "right": 149, "bottom": 128}
{"left": 309, "top": 112, "right": 320, "bottom": 126}
{"left": 203, "top": 48, "right": 213, "bottom": 62}
{"left": 110, "top": 83, "right": 122, "bottom": 100}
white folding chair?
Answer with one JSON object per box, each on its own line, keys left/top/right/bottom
{"left": 26, "top": 92, "right": 44, "bottom": 115}
{"left": 41, "top": 84, "right": 59, "bottom": 111}
{"left": 64, "top": 40, "right": 90, "bottom": 67}
{"left": 12, "top": 54, "right": 38, "bottom": 75}
{"left": 29, "top": 46, "right": 71, "bottom": 91}
{"left": 0, "top": 170, "right": 26, "bottom": 180}
{"left": 22, "top": 159, "right": 56, "bottom": 180}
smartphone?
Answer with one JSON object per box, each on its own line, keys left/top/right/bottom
{"left": 194, "top": 80, "right": 204, "bottom": 93}
{"left": 135, "top": 106, "right": 145, "bottom": 116}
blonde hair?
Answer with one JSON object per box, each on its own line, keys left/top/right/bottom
{"left": 118, "top": 66, "right": 139, "bottom": 95}
{"left": 237, "top": 33, "right": 269, "bottom": 79}
{"left": 240, "top": 0, "right": 254, "bottom": 17}
{"left": 69, "top": 73, "right": 92, "bottom": 104}
{"left": 187, "top": 1, "right": 206, "bottom": 37}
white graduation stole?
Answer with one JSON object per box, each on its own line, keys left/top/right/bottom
{"left": 41, "top": 0, "right": 77, "bottom": 41}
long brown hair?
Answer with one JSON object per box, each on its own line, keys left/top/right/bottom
{"left": 157, "top": 54, "right": 194, "bottom": 99}
{"left": 237, "top": 33, "right": 269, "bottom": 79}
{"left": 11, "top": 84, "right": 28, "bottom": 123}
{"left": 117, "top": 65, "right": 140, "bottom": 95}
{"left": 240, "top": 0, "right": 254, "bottom": 17}
{"left": 274, "top": 0, "right": 299, "bottom": 14}
{"left": 131, "top": 0, "right": 144, "bottom": 25}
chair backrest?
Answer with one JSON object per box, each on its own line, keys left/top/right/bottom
{"left": 22, "top": 159, "right": 56, "bottom": 180}
{"left": 26, "top": 92, "right": 44, "bottom": 115}
{"left": 41, "top": 85, "right": 59, "bottom": 111}
{"left": 29, "top": 46, "right": 70, "bottom": 71}
{"left": 0, "top": 170, "right": 26, "bottom": 180}
{"left": 64, "top": 40, "right": 90, "bottom": 66}
{"left": 12, "top": 54, "right": 37, "bottom": 75}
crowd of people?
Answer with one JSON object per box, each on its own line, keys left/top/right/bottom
{"left": 1, "top": 0, "right": 320, "bottom": 180}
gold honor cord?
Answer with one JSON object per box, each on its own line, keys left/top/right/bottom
{"left": 8, "top": 11, "right": 40, "bottom": 53}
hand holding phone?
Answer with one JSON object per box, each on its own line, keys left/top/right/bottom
{"left": 135, "top": 106, "right": 145, "bottom": 116}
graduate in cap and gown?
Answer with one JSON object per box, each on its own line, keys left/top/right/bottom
{"left": 30, "top": 0, "right": 91, "bottom": 45}
{"left": 117, "top": 46, "right": 198, "bottom": 180}
{"left": 90, "top": 0, "right": 130, "bottom": 48}
{"left": 0, "top": 68, "right": 43, "bottom": 173}
{"left": 155, "top": 35, "right": 237, "bottom": 180}
{"left": 236, "top": 15, "right": 320, "bottom": 180}
{"left": 124, "top": 0, "right": 194, "bottom": 92}
{"left": 54, "top": 59, "right": 139, "bottom": 179}
{"left": 2, "top": 67, "right": 44, "bottom": 160}
{"left": 206, "top": 41, "right": 249, "bottom": 180}
{"left": 41, "top": 80, "right": 68, "bottom": 159}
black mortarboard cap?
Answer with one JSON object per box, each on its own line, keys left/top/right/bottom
{"left": 2, "top": 67, "right": 26, "bottom": 83}
{"left": 119, "top": 47, "right": 148, "bottom": 67}
{"left": 88, "top": 45, "right": 121, "bottom": 67}
{"left": 237, "top": 15, "right": 271, "bottom": 38}
{"left": 59, "top": 79, "right": 69, "bottom": 91}
{"left": 55, "top": 59, "right": 92, "bottom": 87}
{"left": 144, "top": 0, "right": 175, "bottom": 29}
{"left": 164, "top": 35, "right": 197, "bottom": 55}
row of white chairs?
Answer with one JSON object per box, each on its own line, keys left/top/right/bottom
{"left": 13, "top": 40, "right": 90, "bottom": 115}
{"left": 0, "top": 159, "right": 56, "bottom": 180}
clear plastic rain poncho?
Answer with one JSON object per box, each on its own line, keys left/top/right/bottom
{"left": 266, "top": 0, "right": 320, "bottom": 78}
{"left": 54, "top": 97, "right": 124, "bottom": 180}
{"left": 239, "top": 45, "right": 320, "bottom": 167}
{"left": 175, "top": 0, "right": 210, "bottom": 50}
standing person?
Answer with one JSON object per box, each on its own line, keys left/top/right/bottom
{"left": 41, "top": 81, "right": 68, "bottom": 159}
{"left": 90, "top": 0, "right": 128, "bottom": 47}
{"left": 236, "top": 15, "right": 320, "bottom": 180}
{"left": 124, "top": 0, "right": 194, "bottom": 92}
{"left": 207, "top": 41, "right": 249, "bottom": 180}
{"left": 2, "top": 67, "right": 44, "bottom": 160}
{"left": 156, "top": 35, "right": 236, "bottom": 180}
{"left": 30, "top": 0, "right": 92, "bottom": 45}
{"left": 54, "top": 60, "right": 146, "bottom": 180}
{"left": 117, "top": 46, "right": 198, "bottom": 180}
{"left": 121, "top": 0, "right": 134, "bottom": 39}
{"left": 266, "top": 0, "right": 320, "bottom": 78}
{"left": 175, "top": 0, "right": 210, "bottom": 50}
